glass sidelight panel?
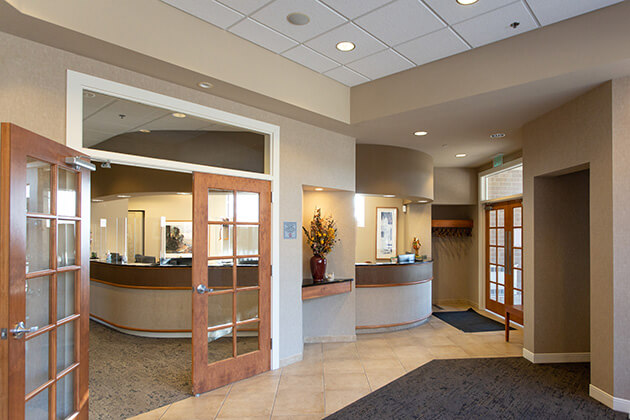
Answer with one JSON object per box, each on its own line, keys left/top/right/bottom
{"left": 489, "top": 264, "right": 496, "bottom": 283}
{"left": 57, "top": 220, "right": 77, "bottom": 267}
{"left": 56, "top": 371, "right": 75, "bottom": 419}
{"left": 57, "top": 168, "right": 77, "bottom": 217}
{"left": 236, "top": 192, "right": 259, "bottom": 223}
{"left": 497, "top": 229, "right": 505, "bottom": 246}
{"left": 26, "top": 157, "right": 51, "bottom": 214}
{"left": 57, "top": 321, "right": 76, "bottom": 372}
{"left": 498, "top": 247, "right": 505, "bottom": 265}
{"left": 498, "top": 266, "right": 505, "bottom": 285}
{"left": 26, "top": 218, "right": 50, "bottom": 273}
{"left": 489, "top": 247, "right": 496, "bottom": 264}
{"left": 26, "top": 276, "right": 50, "bottom": 328}
{"left": 513, "top": 207, "right": 522, "bottom": 226}
{"left": 497, "top": 209, "right": 505, "bottom": 227}
{"left": 489, "top": 229, "right": 496, "bottom": 245}
{"left": 208, "top": 293, "right": 233, "bottom": 328}
{"left": 514, "top": 228, "right": 522, "bottom": 247}
{"left": 514, "top": 290, "right": 523, "bottom": 306}
{"left": 208, "top": 189, "right": 234, "bottom": 222}
{"left": 25, "top": 332, "right": 49, "bottom": 394}
{"left": 498, "top": 285, "right": 505, "bottom": 303}
{"left": 25, "top": 388, "right": 48, "bottom": 420}
{"left": 490, "top": 282, "right": 497, "bottom": 301}
{"left": 514, "top": 249, "right": 522, "bottom": 268}
{"left": 489, "top": 210, "right": 496, "bottom": 227}
{"left": 237, "top": 321, "right": 259, "bottom": 356}
{"left": 236, "top": 289, "right": 259, "bottom": 322}
{"left": 236, "top": 225, "right": 258, "bottom": 255}
{"left": 208, "top": 225, "right": 233, "bottom": 257}
{"left": 57, "top": 271, "right": 76, "bottom": 320}
{"left": 208, "top": 326, "right": 233, "bottom": 364}
{"left": 237, "top": 258, "right": 258, "bottom": 288}
{"left": 515, "top": 269, "right": 522, "bottom": 290}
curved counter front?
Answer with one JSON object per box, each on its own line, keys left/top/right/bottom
{"left": 90, "top": 261, "right": 258, "bottom": 337}
{"left": 355, "top": 261, "right": 433, "bottom": 333}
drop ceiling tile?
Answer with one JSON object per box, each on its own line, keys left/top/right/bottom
{"left": 354, "top": 0, "right": 445, "bottom": 46}
{"left": 229, "top": 18, "right": 298, "bottom": 53}
{"left": 251, "top": 0, "right": 346, "bottom": 43}
{"left": 324, "top": 66, "right": 370, "bottom": 86}
{"left": 160, "top": 0, "right": 244, "bottom": 29}
{"left": 320, "top": 0, "right": 393, "bottom": 19}
{"left": 526, "top": 0, "right": 623, "bottom": 26}
{"left": 423, "top": 0, "right": 516, "bottom": 25}
{"left": 306, "top": 23, "right": 387, "bottom": 65}
{"left": 452, "top": 2, "right": 538, "bottom": 48}
{"left": 282, "top": 45, "right": 340, "bottom": 73}
{"left": 395, "top": 27, "right": 469, "bottom": 66}
{"left": 216, "top": 0, "right": 273, "bottom": 15}
{"left": 346, "top": 49, "right": 413, "bottom": 80}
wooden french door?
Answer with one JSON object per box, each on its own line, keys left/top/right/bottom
{"left": 2, "top": 124, "right": 91, "bottom": 419}
{"left": 485, "top": 200, "right": 523, "bottom": 324}
{"left": 191, "top": 173, "right": 271, "bottom": 395}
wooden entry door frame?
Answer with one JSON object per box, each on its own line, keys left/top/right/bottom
{"left": 192, "top": 173, "right": 271, "bottom": 395}
{"left": 1, "top": 124, "right": 91, "bottom": 419}
{"left": 485, "top": 199, "right": 523, "bottom": 325}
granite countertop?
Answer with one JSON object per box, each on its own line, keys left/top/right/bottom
{"left": 355, "top": 260, "right": 433, "bottom": 266}
{"left": 302, "top": 278, "right": 354, "bottom": 288}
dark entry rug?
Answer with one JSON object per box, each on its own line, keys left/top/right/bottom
{"left": 433, "top": 308, "right": 511, "bottom": 332}
{"left": 326, "top": 358, "right": 624, "bottom": 420}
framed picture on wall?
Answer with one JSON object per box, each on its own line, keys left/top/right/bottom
{"left": 376, "top": 207, "right": 398, "bottom": 260}
{"left": 165, "top": 220, "right": 193, "bottom": 258}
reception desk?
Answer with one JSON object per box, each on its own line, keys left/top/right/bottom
{"left": 89, "top": 260, "right": 258, "bottom": 337}
{"left": 355, "top": 260, "right": 433, "bottom": 332}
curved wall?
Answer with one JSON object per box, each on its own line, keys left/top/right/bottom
{"left": 356, "top": 144, "right": 434, "bottom": 201}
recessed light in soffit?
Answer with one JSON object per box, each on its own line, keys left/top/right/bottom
{"left": 336, "top": 41, "right": 355, "bottom": 52}
{"left": 198, "top": 81, "right": 213, "bottom": 89}
{"left": 287, "top": 12, "right": 310, "bottom": 26}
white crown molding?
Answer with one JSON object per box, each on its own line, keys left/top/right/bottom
{"left": 589, "top": 384, "right": 630, "bottom": 415}
{"left": 522, "top": 348, "right": 590, "bottom": 363}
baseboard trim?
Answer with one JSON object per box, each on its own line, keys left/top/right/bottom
{"left": 304, "top": 335, "right": 357, "bottom": 343}
{"left": 523, "top": 348, "right": 591, "bottom": 363}
{"left": 279, "top": 353, "right": 303, "bottom": 368}
{"left": 589, "top": 384, "right": 630, "bottom": 414}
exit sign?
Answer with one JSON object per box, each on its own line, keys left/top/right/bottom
{"left": 493, "top": 154, "right": 504, "bottom": 168}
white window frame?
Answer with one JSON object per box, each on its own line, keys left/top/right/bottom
{"left": 479, "top": 158, "right": 523, "bottom": 203}
{"left": 66, "top": 70, "right": 281, "bottom": 369}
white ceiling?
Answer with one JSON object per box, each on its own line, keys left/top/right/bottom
{"left": 160, "top": 0, "right": 623, "bottom": 86}
{"left": 82, "top": 91, "right": 246, "bottom": 147}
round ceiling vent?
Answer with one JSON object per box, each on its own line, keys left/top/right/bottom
{"left": 490, "top": 133, "right": 506, "bottom": 139}
{"left": 287, "top": 12, "right": 310, "bottom": 25}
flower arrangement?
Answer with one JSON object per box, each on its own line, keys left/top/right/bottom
{"left": 303, "top": 208, "right": 338, "bottom": 256}
{"left": 412, "top": 236, "right": 422, "bottom": 255}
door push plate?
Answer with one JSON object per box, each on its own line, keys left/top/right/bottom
{"left": 1, "top": 328, "right": 7, "bottom": 340}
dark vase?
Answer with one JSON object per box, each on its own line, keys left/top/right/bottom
{"left": 310, "top": 255, "right": 327, "bottom": 282}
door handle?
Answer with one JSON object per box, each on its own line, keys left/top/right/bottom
{"left": 194, "top": 284, "right": 214, "bottom": 294}
{"left": 10, "top": 321, "right": 38, "bottom": 339}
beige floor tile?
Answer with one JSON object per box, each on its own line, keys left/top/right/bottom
{"left": 361, "top": 358, "right": 404, "bottom": 372}
{"left": 218, "top": 417, "right": 270, "bottom": 420}
{"left": 365, "top": 367, "right": 406, "bottom": 391}
{"left": 230, "top": 372, "right": 280, "bottom": 393}
{"left": 272, "top": 390, "right": 325, "bottom": 416}
{"left": 282, "top": 360, "right": 323, "bottom": 376}
{"left": 462, "top": 343, "right": 507, "bottom": 358}
{"left": 391, "top": 345, "right": 432, "bottom": 359}
{"left": 418, "top": 335, "right": 457, "bottom": 347}
{"left": 322, "top": 344, "right": 359, "bottom": 361}
{"left": 303, "top": 343, "right": 323, "bottom": 361}
{"left": 279, "top": 374, "right": 324, "bottom": 392}
{"left": 425, "top": 345, "right": 470, "bottom": 359}
{"left": 160, "top": 394, "right": 226, "bottom": 420}
{"left": 325, "top": 389, "right": 369, "bottom": 415}
{"left": 128, "top": 404, "right": 170, "bottom": 420}
{"left": 398, "top": 355, "right": 433, "bottom": 371}
{"left": 489, "top": 341, "right": 523, "bottom": 356}
{"left": 323, "top": 358, "right": 364, "bottom": 374}
{"left": 218, "top": 391, "right": 276, "bottom": 418}
{"left": 324, "top": 372, "right": 370, "bottom": 391}
{"left": 272, "top": 415, "right": 325, "bottom": 420}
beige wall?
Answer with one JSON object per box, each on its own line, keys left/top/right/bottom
{"left": 0, "top": 30, "right": 356, "bottom": 362}
{"left": 533, "top": 170, "right": 590, "bottom": 354}
{"left": 302, "top": 191, "right": 356, "bottom": 341}
{"left": 433, "top": 168, "right": 477, "bottom": 205}
{"left": 522, "top": 82, "right": 614, "bottom": 394}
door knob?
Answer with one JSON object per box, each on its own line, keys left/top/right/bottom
{"left": 195, "top": 284, "right": 214, "bottom": 294}
{"left": 10, "top": 321, "right": 38, "bottom": 339}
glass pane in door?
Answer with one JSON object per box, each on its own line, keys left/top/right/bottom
{"left": 25, "top": 389, "right": 48, "bottom": 420}
{"left": 208, "top": 225, "right": 233, "bottom": 257}
{"left": 237, "top": 321, "right": 259, "bottom": 356}
{"left": 57, "top": 168, "right": 77, "bottom": 217}
{"left": 208, "top": 189, "right": 234, "bottom": 222}
{"left": 208, "top": 326, "right": 233, "bottom": 364}
{"left": 26, "top": 275, "right": 50, "bottom": 328}
{"left": 236, "top": 192, "right": 259, "bottom": 223}
{"left": 26, "top": 218, "right": 50, "bottom": 273}
{"left": 56, "top": 371, "right": 75, "bottom": 419}
{"left": 57, "top": 271, "right": 75, "bottom": 320}
{"left": 237, "top": 258, "right": 258, "bottom": 288}
{"left": 57, "top": 220, "right": 77, "bottom": 267}
{"left": 57, "top": 321, "right": 76, "bottom": 372}
{"left": 26, "top": 158, "right": 51, "bottom": 214}
{"left": 236, "top": 225, "right": 258, "bottom": 255}
{"left": 25, "top": 332, "right": 49, "bottom": 394}
{"left": 236, "top": 289, "right": 259, "bottom": 322}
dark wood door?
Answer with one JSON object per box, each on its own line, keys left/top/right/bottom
{"left": 2, "top": 124, "right": 91, "bottom": 419}
{"left": 486, "top": 200, "right": 523, "bottom": 324}
{"left": 191, "top": 172, "right": 271, "bottom": 395}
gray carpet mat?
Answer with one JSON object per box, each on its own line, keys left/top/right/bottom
{"left": 326, "top": 357, "right": 625, "bottom": 420}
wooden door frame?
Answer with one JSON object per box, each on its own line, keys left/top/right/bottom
{"left": 1, "top": 123, "right": 91, "bottom": 420}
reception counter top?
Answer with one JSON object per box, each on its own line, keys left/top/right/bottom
{"left": 355, "top": 260, "right": 433, "bottom": 333}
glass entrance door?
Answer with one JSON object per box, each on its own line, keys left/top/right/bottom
{"left": 486, "top": 200, "right": 523, "bottom": 324}
{"left": 191, "top": 173, "right": 271, "bottom": 395}
{"left": 3, "top": 123, "right": 90, "bottom": 419}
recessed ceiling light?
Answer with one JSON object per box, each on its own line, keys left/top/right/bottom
{"left": 198, "top": 81, "right": 213, "bottom": 89}
{"left": 456, "top": 0, "right": 478, "bottom": 5}
{"left": 287, "top": 12, "right": 310, "bottom": 25}
{"left": 176, "top": 192, "right": 191, "bottom": 195}
{"left": 314, "top": 187, "right": 324, "bottom": 191}
{"left": 490, "top": 133, "right": 506, "bottom": 139}
{"left": 83, "top": 91, "right": 96, "bottom": 98}
{"left": 92, "top": 199, "right": 103, "bottom": 202}
{"left": 455, "top": 153, "right": 467, "bottom": 158}
{"left": 117, "top": 194, "right": 131, "bottom": 198}
{"left": 383, "top": 195, "right": 395, "bottom": 198}
{"left": 172, "top": 112, "right": 186, "bottom": 118}
{"left": 336, "top": 41, "right": 355, "bottom": 52}
{"left": 414, "top": 131, "right": 428, "bottom": 136}
{"left": 418, "top": 200, "right": 429, "bottom": 203}
{"left": 139, "top": 129, "right": 151, "bottom": 133}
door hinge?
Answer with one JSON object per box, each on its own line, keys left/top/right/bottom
{"left": 270, "top": 338, "right": 272, "bottom": 349}
{"left": 270, "top": 192, "right": 273, "bottom": 203}
{"left": 1, "top": 328, "right": 7, "bottom": 340}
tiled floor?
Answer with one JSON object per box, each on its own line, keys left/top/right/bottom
{"left": 130, "top": 307, "right": 523, "bottom": 420}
